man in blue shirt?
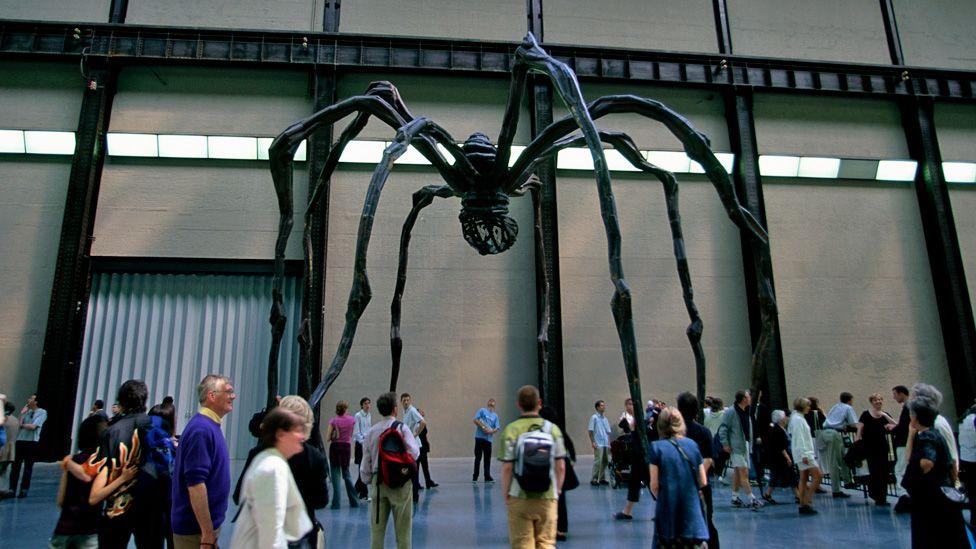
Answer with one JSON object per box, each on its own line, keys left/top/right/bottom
{"left": 588, "top": 400, "right": 612, "bottom": 486}
{"left": 472, "top": 398, "right": 500, "bottom": 482}
{"left": 5, "top": 394, "right": 46, "bottom": 499}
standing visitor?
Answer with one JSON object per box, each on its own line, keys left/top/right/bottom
{"left": 400, "top": 393, "right": 426, "bottom": 503}
{"left": 5, "top": 394, "right": 46, "bottom": 499}
{"left": 540, "top": 406, "right": 578, "bottom": 543}
{"left": 821, "top": 392, "right": 860, "bottom": 497}
{"left": 171, "top": 375, "right": 235, "bottom": 549}
{"left": 889, "top": 385, "right": 911, "bottom": 504}
{"left": 614, "top": 422, "right": 652, "bottom": 521}
{"left": 88, "top": 380, "right": 166, "bottom": 548}
{"left": 0, "top": 401, "right": 20, "bottom": 485}
{"left": 498, "top": 385, "right": 566, "bottom": 549}
{"left": 49, "top": 411, "right": 107, "bottom": 548}
{"left": 718, "top": 389, "right": 761, "bottom": 510}
{"left": 326, "top": 400, "right": 359, "bottom": 509}
{"left": 279, "top": 395, "right": 329, "bottom": 548}
{"left": 231, "top": 408, "right": 313, "bottom": 548}
{"left": 354, "top": 397, "right": 373, "bottom": 500}
{"left": 902, "top": 392, "right": 967, "bottom": 547}
{"left": 361, "top": 392, "right": 420, "bottom": 549}
{"left": 588, "top": 400, "right": 611, "bottom": 486}
{"left": 857, "top": 393, "right": 896, "bottom": 506}
{"left": 617, "top": 398, "right": 636, "bottom": 434}
{"left": 789, "top": 398, "right": 822, "bottom": 515}
{"left": 676, "top": 392, "right": 719, "bottom": 548}
{"left": 649, "top": 407, "right": 709, "bottom": 548}
{"left": 702, "top": 397, "right": 725, "bottom": 436}
{"left": 762, "top": 410, "right": 797, "bottom": 505}
{"left": 473, "top": 398, "right": 500, "bottom": 482}
{"left": 958, "top": 401, "right": 976, "bottom": 526}
{"left": 416, "top": 408, "right": 438, "bottom": 489}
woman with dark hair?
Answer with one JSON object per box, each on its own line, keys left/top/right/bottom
{"left": 326, "top": 400, "right": 359, "bottom": 509}
{"left": 49, "top": 413, "right": 107, "bottom": 548}
{"left": 857, "top": 393, "right": 896, "bottom": 506}
{"left": 902, "top": 396, "right": 967, "bottom": 547}
{"left": 231, "top": 408, "right": 313, "bottom": 548}
{"left": 540, "top": 406, "right": 578, "bottom": 542}
{"left": 649, "top": 407, "right": 709, "bottom": 548}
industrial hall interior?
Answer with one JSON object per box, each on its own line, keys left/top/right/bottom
{"left": 1, "top": 0, "right": 975, "bottom": 548}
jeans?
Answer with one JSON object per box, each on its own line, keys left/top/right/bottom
{"left": 473, "top": 439, "right": 492, "bottom": 480}
{"left": 9, "top": 440, "right": 38, "bottom": 493}
{"left": 331, "top": 464, "right": 359, "bottom": 507}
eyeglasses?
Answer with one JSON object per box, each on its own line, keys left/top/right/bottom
{"left": 212, "top": 389, "right": 236, "bottom": 396}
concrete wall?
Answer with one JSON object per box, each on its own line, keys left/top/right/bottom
{"left": 322, "top": 169, "right": 537, "bottom": 457}
{"left": 2, "top": 0, "right": 110, "bottom": 23}
{"left": 127, "top": 0, "right": 319, "bottom": 31}
{"left": 0, "top": 63, "right": 81, "bottom": 406}
{"left": 340, "top": 0, "right": 526, "bottom": 41}
{"left": 894, "top": 0, "right": 976, "bottom": 71}
{"left": 728, "top": 0, "right": 889, "bottom": 64}
{"left": 941, "top": 104, "right": 976, "bottom": 331}
{"left": 545, "top": 0, "right": 718, "bottom": 53}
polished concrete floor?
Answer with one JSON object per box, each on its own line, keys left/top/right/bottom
{"left": 0, "top": 457, "right": 914, "bottom": 547}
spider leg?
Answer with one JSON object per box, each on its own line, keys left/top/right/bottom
{"left": 389, "top": 184, "right": 456, "bottom": 392}
{"left": 307, "top": 117, "right": 437, "bottom": 408}
{"left": 526, "top": 129, "right": 708, "bottom": 410}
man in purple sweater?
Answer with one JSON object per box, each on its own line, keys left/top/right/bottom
{"left": 172, "top": 375, "right": 235, "bottom": 549}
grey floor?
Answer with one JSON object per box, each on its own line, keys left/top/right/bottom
{"left": 0, "top": 457, "right": 913, "bottom": 548}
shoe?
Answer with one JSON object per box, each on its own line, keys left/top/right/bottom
{"left": 718, "top": 476, "right": 730, "bottom": 485}
{"left": 731, "top": 496, "right": 744, "bottom": 508}
{"left": 613, "top": 512, "right": 633, "bottom": 521}
{"left": 832, "top": 492, "right": 851, "bottom": 499}
{"left": 485, "top": 477, "right": 495, "bottom": 483}
{"left": 749, "top": 498, "right": 763, "bottom": 511}
{"left": 798, "top": 505, "right": 818, "bottom": 515}
{"left": 556, "top": 533, "right": 568, "bottom": 541}
{"left": 599, "top": 480, "right": 610, "bottom": 486}
{"left": 426, "top": 482, "right": 439, "bottom": 489}
{"left": 349, "top": 501, "right": 360, "bottom": 508}
{"left": 472, "top": 478, "right": 479, "bottom": 483}
{"left": 762, "top": 494, "right": 778, "bottom": 505}
{"left": 0, "top": 490, "right": 13, "bottom": 500}
{"left": 590, "top": 481, "right": 600, "bottom": 486}
{"left": 16, "top": 491, "right": 26, "bottom": 499}
{"left": 816, "top": 487, "right": 829, "bottom": 494}
{"left": 843, "top": 482, "right": 858, "bottom": 489}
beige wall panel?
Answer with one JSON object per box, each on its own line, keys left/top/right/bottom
{"left": 127, "top": 0, "right": 317, "bottom": 31}
{"left": 555, "top": 83, "right": 730, "bottom": 152}
{"left": 765, "top": 181, "right": 955, "bottom": 418}
{"left": 0, "top": 62, "right": 84, "bottom": 130}
{"left": 894, "top": 0, "right": 976, "bottom": 71}
{"left": 558, "top": 174, "right": 751, "bottom": 454}
{"left": 755, "top": 94, "right": 907, "bottom": 158}
{"left": 545, "top": 0, "right": 717, "bottom": 53}
{"left": 111, "top": 67, "right": 310, "bottom": 136}
{"left": 728, "top": 0, "right": 889, "bottom": 64}
{"left": 0, "top": 160, "right": 69, "bottom": 405}
{"left": 936, "top": 104, "right": 976, "bottom": 162}
{"left": 337, "top": 73, "right": 532, "bottom": 145}
{"left": 2, "top": 0, "right": 110, "bottom": 23}
{"left": 951, "top": 187, "right": 976, "bottom": 326}
{"left": 93, "top": 162, "right": 307, "bottom": 259}
{"left": 340, "top": 0, "right": 525, "bottom": 41}
{"left": 322, "top": 168, "right": 537, "bottom": 457}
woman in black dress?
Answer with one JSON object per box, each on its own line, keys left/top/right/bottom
{"left": 902, "top": 395, "right": 967, "bottom": 548}
{"left": 762, "top": 410, "right": 797, "bottom": 504}
{"left": 857, "top": 393, "right": 896, "bottom": 505}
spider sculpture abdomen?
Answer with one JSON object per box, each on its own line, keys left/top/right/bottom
{"left": 459, "top": 132, "right": 518, "bottom": 255}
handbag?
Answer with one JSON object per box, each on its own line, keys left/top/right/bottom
{"left": 942, "top": 485, "right": 969, "bottom": 506}
{"left": 563, "top": 459, "right": 580, "bottom": 491}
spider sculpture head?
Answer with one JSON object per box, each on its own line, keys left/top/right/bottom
{"left": 458, "top": 132, "right": 518, "bottom": 255}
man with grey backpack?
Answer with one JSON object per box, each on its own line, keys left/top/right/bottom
{"left": 498, "top": 385, "right": 567, "bottom": 549}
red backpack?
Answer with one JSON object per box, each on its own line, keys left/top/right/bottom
{"left": 378, "top": 421, "right": 417, "bottom": 489}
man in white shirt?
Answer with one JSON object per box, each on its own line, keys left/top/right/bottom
{"left": 400, "top": 393, "right": 426, "bottom": 502}
{"left": 361, "top": 392, "right": 420, "bottom": 549}
{"left": 353, "top": 397, "right": 373, "bottom": 500}
{"left": 820, "top": 392, "right": 860, "bottom": 497}
{"left": 588, "top": 400, "right": 612, "bottom": 486}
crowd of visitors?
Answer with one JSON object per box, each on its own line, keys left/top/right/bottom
{"left": 0, "top": 376, "right": 971, "bottom": 549}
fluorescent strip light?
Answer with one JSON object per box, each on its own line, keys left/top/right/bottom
{"left": 758, "top": 155, "right": 800, "bottom": 177}
{"left": 338, "top": 140, "right": 386, "bottom": 164}
{"left": 557, "top": 148, "right": 594, "bottom": 170}
{"left": 293, "top": 141, "right": 307, "bottom": 162}
{"left": 605, "top": 149, "right": 640, "bottom": 172}
{"left": 208, "top": 136, "right": 257, "bottom": 160}
{"left": 256, "top": 137, "right": 273, "bottom": 161}
{"left": 798, "top": 157, "right": 840, "bottom": 178}
{"left": 393, "top": 144, "right": 430, "bottom": 165}
{"left": 715, "top": 153, "right": 735, "bottom": 174}
{"left": 158, "top": 135, "right": 207, "bottom": 158}
{"left": 508, "top": 146, "right": 527, "bottom": 167}
{"left": 876, "top": 160, "right": 917, "bottom": 181}
{"left": 943, "top": 162, "right": 976, "bottom": 183}
{"left": 0, "top": 130, "right": 25, "bottom": 153}
{"left": 436, "top": 143, "right": 457, "bottom": 166}
{"left": 646, "top": 151, "right": 691, "bottom": 173}
{"left": 107, "top": 133, "right": 158, "bottom": 157}
{"left": 24, "top": 131, "right": 75, "bottom": 155}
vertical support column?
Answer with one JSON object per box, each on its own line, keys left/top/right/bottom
{"left": 527, "top": 0, "right": 565, "bottom": 418}
{"left": 879, "top": 1, "right": 976, "bottom": 415}
{"left": 713, "top": 0, "right": 787, "bottom": 409}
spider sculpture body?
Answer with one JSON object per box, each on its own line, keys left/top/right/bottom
{"left": 266, "top": 34, "right": 777, "bottom": 449}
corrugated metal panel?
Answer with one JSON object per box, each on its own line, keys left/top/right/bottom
{"left": 74, "top": 272, "right": 302, "bottom": 458}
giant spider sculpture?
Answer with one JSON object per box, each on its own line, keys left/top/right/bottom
{"left": 266, "top": 34, "right": 777, "bottom": 447}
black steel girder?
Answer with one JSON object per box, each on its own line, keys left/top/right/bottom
{"left": 2, "top": 19, "right": 975, "bottom": 102}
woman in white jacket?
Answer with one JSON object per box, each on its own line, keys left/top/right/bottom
{"left": 788, "top": 397, "right": 823, "bottom": 516}
{"left": 231, "top": 408, "right": 313, "bottom": 548}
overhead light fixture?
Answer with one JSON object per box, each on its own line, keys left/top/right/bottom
{"left": 508, "top": 146, "right": 527, "bottom": 167}
{"left": 0, "top": 130, "right": 25, "bottom": 153}
{"left": 393, "top": 144, "right": 431, "bottom": 165}
{"left": 293, "top": 141, "right": 307, "bottom": 162}
{"left": 159, "top": 135, "right": 208, "bottom": 158}
{"left": 943, "top": 162, "right": 976, "bottom": 183}
{"left": 876, "top": 160, "right": 917, "bottom": 181}
{"left": 24, "top": 131, "right": 75, "bottom": 155}
{"left": 715, "top": 153, "right": 735, "bottom": 174}
{"left": 758, "top": 155, "right": 799, "bottom": 177}
{"left": 604, "top": 149, "right": 640, "bottom": 172}
{"left": 208, "top": 136, "right": 258, "bottom": 160}
{"left": 798, "top": 157, "right": 840, "bottom": 178}
{"left": 338, "top": 140, "right": 386, "bottom": 164}
{"left": 646, "top": 151, "right": 691, "bottom": 173}
{"left": 436, "top": 143, "right": 457, "bottom": 166}
{"left": 557, "top": 147, "right": 594, "bottom": 170}
{"left": 107, "top": 133, "right": 158, "bottom": 157}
